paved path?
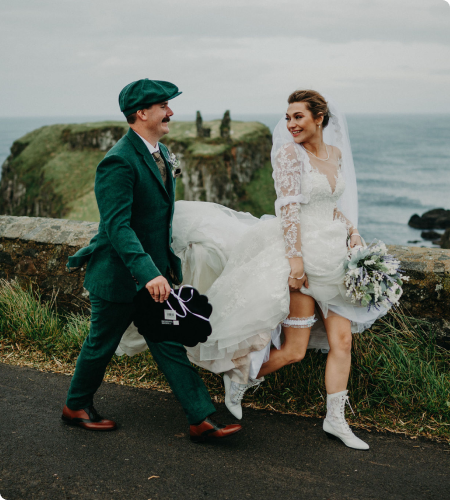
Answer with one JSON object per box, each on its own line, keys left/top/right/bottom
{"left": 0, "top": 363, "right": 449, "bottom": 500}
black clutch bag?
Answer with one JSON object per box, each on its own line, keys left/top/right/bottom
{"left": 132, "top": 286, "right": 213, "bottom": 347}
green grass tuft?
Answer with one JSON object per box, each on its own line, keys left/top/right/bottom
{"left": 0, "top": 280, "right": 87, "bottom": 359}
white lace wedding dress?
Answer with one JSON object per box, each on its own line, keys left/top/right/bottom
{"left": 116, "top": 143, "right": 387, "bottom": 382}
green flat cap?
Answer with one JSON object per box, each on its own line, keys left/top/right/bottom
{"left": 119, "top": 79, "right": 182, "bottom": 117}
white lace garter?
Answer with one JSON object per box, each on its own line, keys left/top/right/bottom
{"left": 282, "top": 315, "right": 317, "bottom": 329}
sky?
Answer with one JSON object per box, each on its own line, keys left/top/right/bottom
{"left": 1, "top": 0, "right": 450, "bottom": 117}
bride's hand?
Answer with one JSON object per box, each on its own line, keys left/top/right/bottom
{"left": 349, "top": 232, "right": 362, "bottom": 248}
{"left": 288, "top": 260, "right": 309, "bottom": 291}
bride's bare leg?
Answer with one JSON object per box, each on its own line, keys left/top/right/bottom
{"left": 323, "top": 312, "right": 352, "bottom": 394}
{"left": 257, "top": 292, "right": 315, "bottom": 378}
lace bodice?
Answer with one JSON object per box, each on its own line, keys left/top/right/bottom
{"left": 273, "top": 143, "right": 354, "bottom": 259}
{"left": 300, "top": 167, "right": 345, "bottom": 223}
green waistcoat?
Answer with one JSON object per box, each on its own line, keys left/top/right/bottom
{"left": 68, "top": 128, "right": 182, "bottom": 303}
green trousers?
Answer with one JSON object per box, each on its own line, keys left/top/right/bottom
{"left": 66, "top": 293, "right": 216, "bottom": 424}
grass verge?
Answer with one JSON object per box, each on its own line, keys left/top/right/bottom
{"left": 1, "top": 279, "right": 449, "bottom": 443}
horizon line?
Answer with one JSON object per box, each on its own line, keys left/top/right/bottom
{"left": 1, "top": 111, "right": 450, "bottom": 119}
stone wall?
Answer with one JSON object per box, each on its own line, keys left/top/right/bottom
{"left": 0, "top": 215, "right": 98, "bottom": 313}
{"left": 387, "top": 245, "right": 450, "bottom": 346}
{"left": 1, "top": 215, "right": 449, "bottom": 346}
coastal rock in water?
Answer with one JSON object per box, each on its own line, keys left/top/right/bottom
{"left": 440, "top": 229, "right": 450, "bottom": 250}
{"left": 421, "top": 230, "right": 443, "bottom": 241}
{"left": 408, "top": 208, "right": 450, "bottom": 230}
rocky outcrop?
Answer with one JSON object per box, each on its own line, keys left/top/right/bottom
{"left": 173, "top": 137, "right": 271, "bottom": 208}
{"left": 421, "top": 230, "right": 442, "bottom": 241}
{"left": 195, "top": 111, "right": 211, "bottom": 138}
{"left": 158, "top": 119, "right": 272, "bottom": 210}
{"left": 0, "top": 122, "right": 128, "bottom": 220}
{"left": 220, "top": 110, "right": 231, "bottom": 140}
{"left": 1, "top": 214, "right": 449, "bottom": 346}
{"left": 61, "top": 125, "right": 126, "bottom": 151}
{"left": 0, "top": 118, "right": 271, "bottom": 221}
{"left": 439, "top": 229, "right": 450, "bottom": 250}
{"left": 409, "top": 208, "right": 450, "bottom": 230}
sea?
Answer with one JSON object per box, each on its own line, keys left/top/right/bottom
{"left": 1, "top": 114, "right": 449, "bottom": 247}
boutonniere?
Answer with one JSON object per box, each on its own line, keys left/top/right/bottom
{"left": 168, "top": 153, "right": 182, "bottom": 178}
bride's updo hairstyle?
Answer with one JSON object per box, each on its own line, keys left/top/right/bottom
{"left": 287, "top": 90, "right": 330, "bottom": 128}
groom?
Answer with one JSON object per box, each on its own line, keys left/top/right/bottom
{"left": 62, "top": 78, "right": 241, "bottom": 443}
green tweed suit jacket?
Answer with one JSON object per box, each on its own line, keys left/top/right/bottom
{"left": 68, "top": 128, "right": 182, "bottom": 303}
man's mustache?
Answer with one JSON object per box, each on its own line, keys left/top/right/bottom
{"left": 162, "top": 117, "right": 171, "bottom": 123}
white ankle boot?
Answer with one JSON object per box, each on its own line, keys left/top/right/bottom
{"left": 223, "top": 373, "right": 262, "bottom": 420}
{"left": 323, "top": 390, "right": 369, "bottom": 450}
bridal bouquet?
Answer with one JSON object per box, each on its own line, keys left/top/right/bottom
{"left": 343, "top": 240, "right": 408, "bottom": 310}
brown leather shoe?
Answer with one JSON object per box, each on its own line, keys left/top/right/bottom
{"left": 189, "top": 416, "right": 242, "bottom": 443}
{"left": 61, "top": 405, "right": 117, "bottom": 431}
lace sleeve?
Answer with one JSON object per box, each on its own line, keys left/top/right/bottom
{"left": 273, "top": 143, "right": 303, "bottom": 259}
{"left": 333, "top": 205, "right": 356, "bottom": 234}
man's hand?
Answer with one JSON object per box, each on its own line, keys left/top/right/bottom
{"left": 146, "top": 276, "right": 171, "bottom": 303}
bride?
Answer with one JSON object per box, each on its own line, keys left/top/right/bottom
{"left": 117, "top": 90, "right": 389, "bottom": 450}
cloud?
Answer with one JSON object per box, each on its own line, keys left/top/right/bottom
{"left": 4, "top": 0, "right": 449, "bottom": 44}
{"left": 0, "top": 0, "right": 449, "bottom": 116}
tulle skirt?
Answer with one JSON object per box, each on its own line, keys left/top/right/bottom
{"left": 116, "top": 201, "right": 387, "bottom": 381}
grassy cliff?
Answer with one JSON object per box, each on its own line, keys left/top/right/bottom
{"left": 0, "top": 119, "right": 275, "bottom": 222}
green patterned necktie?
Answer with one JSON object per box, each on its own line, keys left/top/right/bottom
{"left": 152, "top": 151, "right": 168, "bottom": 187}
